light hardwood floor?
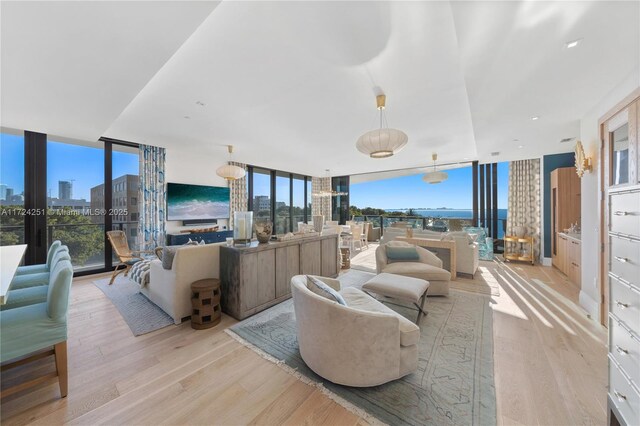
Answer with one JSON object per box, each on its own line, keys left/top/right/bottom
{"left": 1, "top": 250, "right": 607, "bottom": 425}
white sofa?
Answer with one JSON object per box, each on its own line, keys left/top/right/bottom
{"left": 146, "top": 243, "right": 224, "bottom": 324}
{"left": 376, "top": 241, "right": 451, "bottom": 296}
{"left": 291, "top": 274, "right": 419, "bottom": 387}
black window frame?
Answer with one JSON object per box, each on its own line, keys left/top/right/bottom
{"left": 10, "top": 129, "right": 139, "bottom": 276}
{"left": 246, "top": 165, "right": 312, "bottom": 233}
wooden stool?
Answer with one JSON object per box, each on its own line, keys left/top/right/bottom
{"left": 191, "top": 279, "right": 222, "bottom": 329}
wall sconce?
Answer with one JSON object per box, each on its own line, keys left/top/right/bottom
{"left": 574, "top": 140, "right": 592, "bottom": 177}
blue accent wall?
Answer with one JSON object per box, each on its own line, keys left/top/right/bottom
{"left": 543, "top": 153, "right": 575, "bottom": 258}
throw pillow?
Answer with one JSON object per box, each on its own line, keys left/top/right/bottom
{"left": 306, "top": 275, "right": 347, "bottom": 306}
{"left": 160, "top": 240, "right": 199, "bottom": 270}
{"left": 385, "top": 245, "right": 420, "bottom": 263}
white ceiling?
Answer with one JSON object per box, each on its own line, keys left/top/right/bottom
{"left": 1, "top": 1, "right": 638, "bottom": 177}
{"left": 0, "top": 1, "right": 220, "bottom": 140}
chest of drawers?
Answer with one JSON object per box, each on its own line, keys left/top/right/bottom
{"left": 608, "top": 186, "right": 640, "bottom": 426}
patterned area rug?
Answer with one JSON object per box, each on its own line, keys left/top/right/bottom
{"left": 229, "top": 270, "right": 496, "bottom": 426}
{"left": 93, "top": 276, "right": 174, "bottom": 336}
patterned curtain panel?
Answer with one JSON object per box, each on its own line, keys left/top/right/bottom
{"left": 137, "top": 145, "right": 166, "bottom": 250}
{"left": 228, "top": 161, "right": 247, "bottom": 229}
{"left": 311, "top": 176, "right": 331, "bottom": 220}
{"left": 507, "top": 159, "right": 541, "bottom": 261}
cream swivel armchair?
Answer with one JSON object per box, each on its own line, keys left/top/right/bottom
{"left": 291, "top": 275, "right": 419, "bottom": 387}
{"left": 376, "top": 241, "right": 451, "bottom": 296}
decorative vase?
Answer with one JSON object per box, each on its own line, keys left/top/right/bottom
{"left": 233, "top": 211, "right": 253, "bottom": 246}
{"left": 254, "top": 220, "right": 273, "bottom": 244}
{"left": 313, "top": 215, "right": 324, "bottom": 233}
{"left": 514, "top": 226, "right": 527, "bottom": 238}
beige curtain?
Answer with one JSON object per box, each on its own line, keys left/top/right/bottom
{"left": 228, "top": 161, "right": 247, "bottom": 229}
{"left": 311, "top": 176, "right": 331, "bottom": 220}
{"left": 507, "top": 159, "right": 541, "bottom": 261}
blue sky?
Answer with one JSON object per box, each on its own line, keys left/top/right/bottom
{"left": 350, "top": 163, "right": 509, "bottom": 210}
{"left": 2, "top": 132, "right": 507, "bottom": 208}
{"left": 0, "top": 133, "right": 138, "bottom": 200}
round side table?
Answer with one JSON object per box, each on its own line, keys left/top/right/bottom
{"left": 190, "top": 278, "right": 222, "bottom": 330}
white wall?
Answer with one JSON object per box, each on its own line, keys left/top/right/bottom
{"left": 164, "top": 147, "right": 230, "bottom": 235}
{"left": 578, "top": 67, "right": 640, "bottom": 319}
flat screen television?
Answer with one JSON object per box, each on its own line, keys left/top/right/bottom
{"left": 166, "top": 183, "right": 230, "bottom": 221}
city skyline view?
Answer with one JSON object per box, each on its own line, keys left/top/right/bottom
{"left": 0, "top": 133, "right": 138, "bottom": 200}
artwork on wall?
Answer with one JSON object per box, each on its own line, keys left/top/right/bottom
{"left": 166, "top": 183, "right": 230, "bottom": 221}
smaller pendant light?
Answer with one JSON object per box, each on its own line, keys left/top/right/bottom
{"left": 216, "top": 145, "right": 246, "bottom": 181}
{"left": 422, "top": 153, "right": 448, "bottom": 184}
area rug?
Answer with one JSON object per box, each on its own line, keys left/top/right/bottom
{"left": 228, "top": 270, "right": 496, "bottom": 426}
{"left": 93, "top": 276, "right": 174, "bottom": 336}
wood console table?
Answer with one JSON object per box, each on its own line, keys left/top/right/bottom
{"left": 220, "top": 234, "right": 339, "bottom": 320}
{"left": 396, "top": 237, "right": 457, "bottom": 280}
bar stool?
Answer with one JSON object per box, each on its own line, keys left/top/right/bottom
{"left": 190, "top": 279, "right": 222, "bottom": 329}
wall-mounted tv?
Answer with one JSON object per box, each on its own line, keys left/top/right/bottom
{"left": 166, "top": 183, "right": 230, "bottom": 221}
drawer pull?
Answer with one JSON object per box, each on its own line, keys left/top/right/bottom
{"left": 615, "top": 300, "right": 629, "bottom": 309}
{"left": 616, "top": 345, "right": 629, "bottom": 355}
{"left": 614, "top": 256, "right": 629, "bottom": 263}
{"left": 614, "top": 390, "right": 627, "bottom": 402}
{"left": 614, "top": 211, "right": 629, "bottom": 216}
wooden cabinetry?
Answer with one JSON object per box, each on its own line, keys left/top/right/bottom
{"left": 220, "top": 234, "right": 339, "bottom": 320}
{"left": 555, "top": 233, "right": 581, "bottom": 286}
{"left": 551, "top": 167, "right": 581, "bottom": 270}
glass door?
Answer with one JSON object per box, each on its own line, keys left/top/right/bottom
{"left": 47, "top": 138, "right": 105, "bottom": 271}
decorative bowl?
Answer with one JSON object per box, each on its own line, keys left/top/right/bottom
{"left": 254, "top": 221, "right": 273, "bottom": 244}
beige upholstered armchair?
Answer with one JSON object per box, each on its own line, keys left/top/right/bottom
{"left": 376, "top": 241, "right": 451, "bottom": 296}
{"left": 444, "top": 235, "right": 479, "bottom": 277}
{"left": 290, "top": 275, "right": 418, "bottom": 387}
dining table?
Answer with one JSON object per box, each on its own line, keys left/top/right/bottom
{"left": 0, "top": 244, "right": 28, "bottom": 305}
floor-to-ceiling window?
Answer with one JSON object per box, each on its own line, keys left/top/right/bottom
{"left": 292, "top": 175, "right": 305, "bottom": 231}
{"left": 0, "top": 131, "right": 25, "bottom": 246}
{"left": 252, "top": 168, "right": 272, "bottom": 222}
{"left": 247, "top": 166, "right": 312, "bottom": 233}
{"left": 112, "top": 144, "right": 140, "bottom": 260}
{"left": 0, "top": 130, "right": 140, "bottom": 274}
{"left": 275, "top": 171, "right": 291, "bottom": 234}
{"left": 47, "top": 138, "right": 104, "bottom": 271}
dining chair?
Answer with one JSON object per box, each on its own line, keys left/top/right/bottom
{"left": 10, "top": 246, "right": 70, "bottom": 290}
{"left": 326, "top": 221, "right": 339, "bottom": 226}
{"left": 350, "top": 224, "right": 364, "bottom": 251}
{"left": 0, "top": 259, "right": 74, "bottom": 398}
{"left": 2, "top": 250, "right": 71, "bottom": 311}
{"left": 107, "top": 230, "right": 152, "bottom": 285}
{"left": 15, "top": 240, "right": 62, "bottom": 276}
{"left": 361, "top": 222, "right": 369, "bottom": 249}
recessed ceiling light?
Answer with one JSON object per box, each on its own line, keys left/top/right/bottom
{"left": 518, "top": 145, "right": 524, "bottom": 149}
{"left": 463, "top": 157, "right": 469, "bottom": 160}
{"left": 491, "top": 151, "right": 500, "bottom": 157}
{"left": 531, "top": 116, "right": 539, "bottom": 121}
{"left": 183, "top": 115, "right": 191, "bottom": 119}
{"left": 566, "top": 38, "right": 583, "bottom": 49}
{"left": 195, "top": 101, "right": 206, "bottom": 106}
{"left": 513, "top": 139, "right": 519, "bottom": 142}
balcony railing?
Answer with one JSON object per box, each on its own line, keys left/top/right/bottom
{"left": 351, "top": 215, "right": 507, "bottom": 240}
{"left": 0, "top": 221, "right": 138, "bottom": 272}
